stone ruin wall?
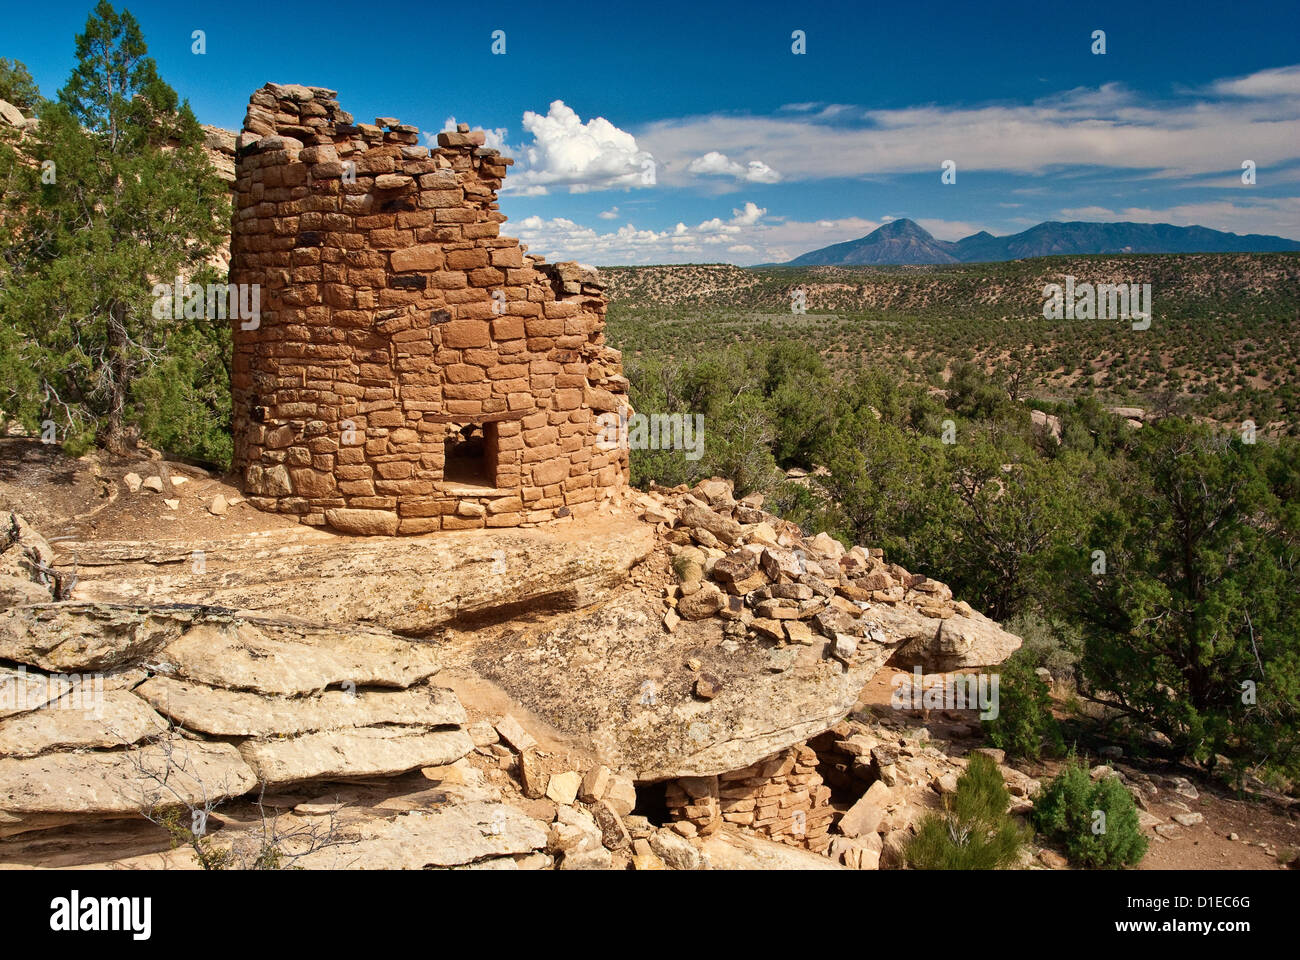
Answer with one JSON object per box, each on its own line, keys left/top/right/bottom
{"left": 229, "top": 83, "right": 629, "bottom": 535}
{"left": 664, "top": 745, "right": 835, "bottom": 854}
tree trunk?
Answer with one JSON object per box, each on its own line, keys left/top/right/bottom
{"left": 99, "top": 300, "right": 132, "bottom": 454}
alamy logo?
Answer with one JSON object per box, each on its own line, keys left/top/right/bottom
{"left": 1041, "top": 275, "right": 1151, "bottom": 330}
{"left": 596, "top": 411, "right": 704, "bottom": 461}
{"left": 1040, "top": 274, "right": 1154, "bottom": 330}
{"left": 151, "top": 278, "right": 261, "bottom": 329}
{"left": 890, "top": 666, "right": 1000, "bottom": 720}
{"left": 1, "top": 666, "right": 103, "bottom": 714}
{"left": 50, "top": 891, "right": 151, "bottom": 940}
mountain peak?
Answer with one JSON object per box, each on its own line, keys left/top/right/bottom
{"left": 784, "top": 218, "right": 957, "bottom": 266}
{"left": 877, "top": 218, "right": 931, "bottom": 238}
{"left": 784, "top": 220, "right": 1300, "bottom": 266}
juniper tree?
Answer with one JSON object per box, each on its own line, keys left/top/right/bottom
{"left": 0, "top": 2, "right": 229, "bottom": 457}
{"left": 0, "top": 58, "right": 42, "bottom": 113}
{"left": 1066, "top": 419, "right": 1300, "bottom": 771}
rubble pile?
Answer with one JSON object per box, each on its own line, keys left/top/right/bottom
{"left": 639, "top": 478, "right": 1019, "bottom": 672}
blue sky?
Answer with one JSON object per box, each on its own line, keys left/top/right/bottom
{"left": 5, "top": 0, "right": 1300, "bottom": 263}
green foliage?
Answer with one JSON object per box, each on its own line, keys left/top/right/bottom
{"left": 157, "top": 805, "right": 296, "bottom": 870}
{"left": 941, "top": 430, "right": 1093, "bottom": 620}
{"left": 605, "top": 257, "right": 1300, "bottom": 439}
{"left": 820, "top": 397, "right": 945, "bottom": 565}
{"left": 0, "top": 2, "right": 231, "bottom": 463}
{"left": 817, "top": 372, "right": 1093, "bottom": 621}
{"left": 613, "top": 286, "right": 1300, "bottom": 779}
{"left": 906, "top": 753, "right": 1028, "bottom": 869}
{"left": 157, "top": 807, "right": 233, "bottom": 871}
{"left": 946, "top": 360, "right": 1018, "bottom": 421}
{"left": 623, "top": 344, "right": 801, "bottom": 496}
{"left": 986, "top": 653, "right": 1065, "bottom": 761}
{"left": 1032, "top": 759, "right": 1148, "bottom": 869}
{"left": 763, "top": 477, "right": 838, "bottom": 536}
{"left": 761, "top": 341, "right": 834, "bottom": 467}
{"left": 1057, "top": 396, "right": 1133, "bottom": 458}
{"left": 1064, "top": 419, "right": 1300, "bottom": 771}
{"left": 131, "top": 318, "right": 233, "bottom": 467}
{"left": 1003, "top": 610, "right": 1081, "bottom": 688}
{"left": 0, "top": 58, "right": 42, "bottom": 113}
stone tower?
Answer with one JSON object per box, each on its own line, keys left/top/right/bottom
{"left": 229, "top": 84, "right": 629, "bottom": 535}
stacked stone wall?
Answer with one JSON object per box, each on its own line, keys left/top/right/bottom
{"left": 230, "top": 83, "right": 629, "bottom": 535}
{"left": 663, "top": 745, "right": 835, "bottom": 853}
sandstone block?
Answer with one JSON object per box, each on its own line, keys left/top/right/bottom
{"left": 325, "top": 508, "right": 400, "bottom": 536}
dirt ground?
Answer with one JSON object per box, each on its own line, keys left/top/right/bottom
{"left": 0, "top": 437, "right": 301, "bottom": 543}
{"left": 0, "top": 437, "right": 653, "bottom": 552}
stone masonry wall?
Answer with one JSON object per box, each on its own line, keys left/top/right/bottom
{"left": 230, "top": 83, "right": 629, "bottom": 535}
{"left": 664, "top": 745, "right": 835, "bottom": 854}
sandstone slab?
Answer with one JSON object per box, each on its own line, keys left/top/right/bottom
{"left": 877, "top": 604, "right": 1022, "bottom": 670}
{"left": 135, "top": 676, "right": 466, "bottom": 737}
{"left": 0, "top": 689, "right": 167, "bottom": 758}
{"left": 837, "top": 781, "right": 892, "bottom": 838}
{"left": 0, "top": 603, "right": 189, "bottom": 673}
{"left": 56, "top": 520, "right": 654, "bottom": 634}
{"left": 679, "top": 503, "right": 742, "bottom": 546}
{"left": 323, "top": 508, "right": 399, "bottom": 536}
{"left": 296, "top": 789, "right": 547, "bottom": 869}
{"left": 237, "top": 725, "right": 474, "bottom": 784}
{"left": 0, "top": 739, "right": 257, "bottom": 838}
{"left": 698, "top": 829, "right": 845, "bottom": 870}
{"left": 2, "top": 666, "right": 83, "bottom": 719}
{"left": 158, "top": 619, "right": 441, "bottom": 695}
{"left": 463, "top": 599, "right": 908, "bottom": 781}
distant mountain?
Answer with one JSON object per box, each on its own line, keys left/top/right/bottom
{"left": 785, "top": 218, "right": 961, "bottom": 265}
{"left": 783, "top": 219, "right": 1300, "bottom": 266}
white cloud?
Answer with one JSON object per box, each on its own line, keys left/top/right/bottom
{"left": 1210, "top": 64, "right": 1300, "bottom": 99}
{"left": 913, "top": 218, "right": 994, "bottom": 241}
{"left": 742, "top": 160, "right": 781, "bottom": 183}
{"left": 686, "top": 150, "right": 782, "bottom": 184}
{"left": 685, "top": 151, "right": 736, "bottom": 177}
{"left": 507, "top": 100, "right": 655, "bottom": 195}
{"left": 696, "top": 216, "right": 737, "bottom": 234}
{"left": 1056, "top": 205, "right": 1115, "bottom": 220}
{"left": 691, "top": 202, "right": 767, "bottom": 237}
{"left": 505, "top": 202, "right": 985, "bottom": 266}
{"left": 598, "top": 206, "right": 620, "bottom": 219}
{"left": 777, "top": 102, "right": 853, "bottom": 118}
{"left": 640, "top": 67, "right": 1300, "bottom": 184}
{"left": 1057, "top": 198, "right": 1300, "bottom": 239}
